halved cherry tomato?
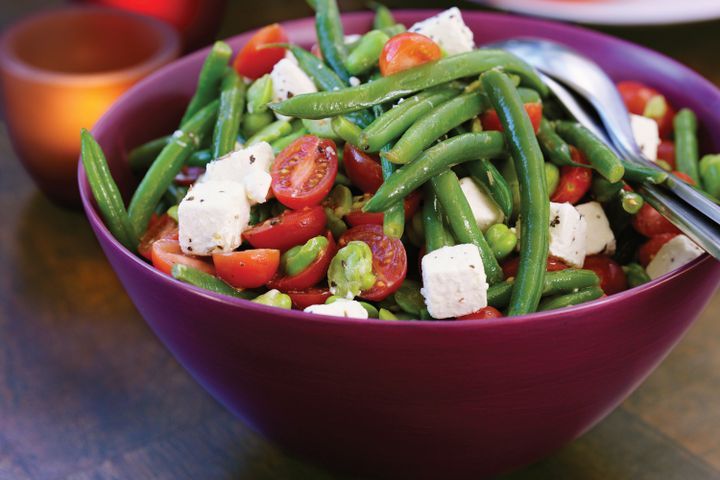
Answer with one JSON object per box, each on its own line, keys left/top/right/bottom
{"left": 456, "top": 306, "right": 503, "bottom": 320}
{"left": 672, "top": 171, "right": 696, "bottom": 186}
{"left": 550, "top": 146, "right": 592, "bottom": 204}
{"left": 343, "top": 143, "right": 384, "bottom": 193}
{"left": 286, "top": 286, "right": 333, "bottom": 310}
{"left": 151, "top": 239, "right": 214, "bottom": 276}
{"left": 379, "top": 32, "right": 442, "bottom": 77}
{"left": 657, "top": 140, "right": 675, "bottom": 169}
{"left": 212, "top": 249, "right": 280, "bottom": 289}
{"left": 632, "top": 203, "right": 681, "bottom": 237}
{"left": 582, "top": 255, "right": 627, "bottom": 295}
{"left": 268, "top": 231, "right": 336, "bottom": 291}
{"left": 617, "top": 81, "right": 675, "bottom": 138}
{"left": 344, "top": 191, "right": 421, "bottom": 227}
{"left": 501, "top": 256, "right": 568, "bottom": 279}
{"left": 233, "top": 23, "right": 288, "bottom": 79}
{"left": 339, "top": 224, "right": 407, "bottom": 301}
{"left": 138, "top": 214, "right": 178, "bottom": 261}
{"left": 174, "top": 166, "right": 205, "bottom": 186}
{"left": 271, "top": 135, "right": 338, "bottom": 209}
{"left": 481, "top": 102, "right": 543, "bottom": 134}
{"left": 638, "top": 233, "right": 679, "bottom": 267}
{"left": 243, "top": 206, "right": 327, "bottom": 251}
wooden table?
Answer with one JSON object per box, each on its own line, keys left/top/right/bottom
{"left": 1, "top": 1, "right": 719, "bottom": 478}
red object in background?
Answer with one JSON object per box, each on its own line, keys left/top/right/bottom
{"left": 79, "top": 0, "right": 227, "bottom": 51}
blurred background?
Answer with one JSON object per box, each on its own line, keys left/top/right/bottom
{"left": 1, "top": 1, "right": 719, "bottom": 479}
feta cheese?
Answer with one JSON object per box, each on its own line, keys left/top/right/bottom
{"left": 283, "top": 50, "right": 298, "bottom": 65}
{"left": 304, "top": 299, "right": 369, "bottom": 319}
{"left": 646, "top": 234, "right": 703, "bottom": 280}
{"left": 420, "top": 244, "right": 488, "bottom": 319}
{"left": 575, "top": 201, "right": 616, "bottom": 255}
{"left": 459, "top": 177, "right": 504, "bottom": 231}
{"left": 409, "top": 8, "right": 474, "bottom": 55}
{"left": 270, "top": 58, "right": 317, "bottom": 120}
{"left": 178, "top": 181, "right": 251, "bottom": 256}
{"left": 202, "top": 142, "right": 274, "bottom": 204}
{"left": 548, "top": 202, "right": 588, "bottom": 268}
{"left": 344, "top": 34, "right": 362, "bottom": 44}
{"left": 244, "top": 170, "right": 272, "bottom": 204}
{"left": 631, "top": 114, "right": 660, "bottom": 161}
{"left": 349, "top": 76, "right": 361, "bottom": 87}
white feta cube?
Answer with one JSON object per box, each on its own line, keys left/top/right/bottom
{"left": 304, "top": 299, "right": 369, "bottom": 319}
{"left": 459, "top": 177, "right": 504, "bottom": 231}
{"left": 244, "top": 170, "right": 272, "bottom": 204}
{"left": 420, "top": 244, "right": 488, "bottom": 319}
{"left": 202, "top": 142, "right": 274, "bottom": 204}
{"left": 270, "top": 58, "right": 317, "bottom": 120}
{"left": 575, "top": 201, "right": 616, "bottom": 255}
{"left": 646, "top": 234, "right": 703, "bottom": 280}
{"left": 409, "top": 8, "right": 474, "bottom": 55}
{"left": 283, "top": 50, "right": 298, "bottom": 65}
{"left": 548, "top": 202, "right": 587, "bottom": 268}
{"left": 178, "top": 181, "right": 251, "bottom": 256}
{"left": 631, "top": 114, "right": 660, "bottom": 161}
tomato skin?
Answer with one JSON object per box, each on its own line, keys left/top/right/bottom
{"left": 582, "top": 255, "right": 628, "bottom": 295}
{"left": 632, "top": 203, "right": 681, "bottom": 237}
{"left": 617, "top": 81, "right": 675, "bottom": 138}
{"left": 638, "top": 233, "right": 679, "bottom": 267}
{"left": 456, "top": 306, "right": 503, "bottom": 320}
{"left": 657, "top": 140, "right": 676, "bottom": 169}
{"left": 286, "top": 286, "right": 333, "bottom": 310}
{"left": 379, "top": 32, "right": 442, "bottom": 76}
{"left": 343, "top": 143, "right": 384, "bottom": 193}
{"left": 271, "top": 135, "right": 338, "bottom": 209}
{"left": 550, "top": 147, "right": 592, "bottom": 204}
{"left": 481, "top": 103, "right": 543, "bottom": 134}
{"left": 151, "top": 239, "right": 215, "bottom": 276}
{"left": 268, "top": 231, "right": 336, "bottom": 291}
{"left": 212, "top": 249, "right": 280, "bottom": 289}
{"left": 502, "top": 256, "right": 568, "bottom": 279}
{"left": 232, "top": 23, "right": 288, "bottom": 79}
{"left": 138, "top": 214, "right": 178, "bottom": 261}
{"left": 243, "top": 206, "right": 327, "bottom": 251}
{"left": 672, "top": 171, "right": 696, "bottom": 186}
{"left": 339, "top": 224, "right": 407, "bottom": 301}
{"left": 344, "top": 191, "right": 421, "bottom": 227}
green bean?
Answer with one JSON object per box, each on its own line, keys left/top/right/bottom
{"left": 700, "top": 154, "right": 720, "bottom": 198}
{"left": 555, "top": 121, "right": 625, "bottom": 183}
{"left": 674, "top": 108, "right": 701, "bottom": 185}
{"left": 485, "top": 224, "right": 517, "bottom": 261}
{"left": 334, "top": 172, "right": 353, "bottom": 187}
{"left": 466, "top": 159, "right": 514, "bottom": 220}
{"left": 422, "top": 185, "right": 454, "bottom": 253}
{"left": 315, "top": 0, "right": 351, "bottom": 82}
{"left": 80, "top": 129, "right": 137, "bottom": 250}
{"left": 182, "top": 41, "right": 232, "bottom": 125}
{"left": 487, "top": 269, "right": 600, "bottom": 309}
{"left": 242, "top": 111, "right": 274, "bottom": 138}
{"left": 371, "top": 1, "right": 396, "bottom": 29}
{"left": 537, "top": 118, "right": 573, "bottom": 167}
{"left": 270, "top": 127, "right": 308, "bottom": 154}
{"left": 378, "top": 308, "right": 399, "bottom": 320}
{"left": 482, "top": 70, "right": 548, "bottom": 314}
{"left": 359, "top": 87, "right": 462, "bottom": 152}
{"left": 393, "top": 280, "right": 426, "bottom": 315}
{"left": 591, "top": 177, "right": 623, "bottom": 203}
{"left": 380, "top": 146, "right": 405, "bottom": 238}
{"left": 246, "top": 74, "right": 273, "bottom": 114}
{"left": 163, "top": 184, "right": 188, "bottom": 206}
{"left": 431, "top": 170, "right": 503, "bottom": 285}
{"left": 183, "top": 149, "right": 211, "bottom": 167}
{"left": 212, "top": 68, "right": 246, "bottom": 158}
{"left": 252, "top": 289, "right": 293, "bottom": 309}
{"left": 655, "top": 159, "right": 673, "bottom": 172}
{"left": 618, "top": 189, "right": 644, "bottom": 214}
{"left": 249, "top": 203, "right": 272, "bottom": 226}
{"left": 364, "top": 132, "right": 506, "bottom": 213}
{"left": 623, "top": 263, "right": 651, "bottom": 288}
{"left": 383, "top": 92, "right": 488, "bottom": 164}
{"left": 622, "top": 161, "right": 668, "bottom": 184}
{"left": 128, "top": 135, "right": 171, "bottom": 172}
{"left": 282, "top": 235, "right": 329, "bottom": 277}
{"left": 128, "top": 100, "right": 219, "bottom": 237}
{"left": 345, "top": 30, "right": 389, "bottom": 76}
{"left": 270, "top": 49, "right": 548, "bottom": 119}
{"left": 544, "top": 162, "right": 560, "bottom": 196}
{"left": 246, "top": 119, "right": 292, "bottom": 146}
{"left": 537, "top": 286, "right": 604, "bottom": 311}
{"left": 331, "top": 116, "right": 363, "bottom": 146}
{"left": 171, "top": 264, "right": 255, "bottom": 299}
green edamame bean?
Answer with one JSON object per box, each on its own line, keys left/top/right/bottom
{"left": 331, "top": 116, "right": 363, "bottom": 145}
{"left": 394, "top": 279, "right": 426, "bottom": 315}
{"left": 537, "top": 118, "right": 573, "bottom": 167}
{"left": 212, "top": 68, "right": 246, "bottom": 158}
{"left": 485, "top": 223, "right": 517, "bottom": 260}
{"left": 246, "top": 74, "right": 273, "bottom": 114}
{"left": 544, "top": 162, "right": 560, "bottom": 197}
{"left": 700, "top": 154, "right": 720, "bottom": 198}
{"left": 171, "top": 264, "right": 255, "bottom": 299}
{"left": 326, "top": 184, "right": 353, "bottom": 217}
{"left": 325, "top": 296, "right": 379, "bottom": 317}
{"left": 334, "top": 172, "right": 353, "bottom": 187}
{"left": 327, "top": 240, "right": 376, "bottom": 298}
{"left": 618, "top": 189, "right": 644, "bottom": 214}
{"left": 247, "top": 120, "right": 292, "bottom": 146}
{"left": 325, "top": 207, "right": 348, "bottom": 239}
{"left": 372, "top": 2, "right": 396, "bottom": 29}
{"left": 128, "top": 135, "right": 171, "bottom": 172}
{"left": 166, "top": 205, "right": 178, "bottom": 221}
{"left": 378, "top": 308, "right": 399, "bottom": 320}
{"left": 422, "top": 185, "right": 454, "bottom": 253}
{"left": 623, "top": 263, "right": 651, "bottom": 288}
{"left": 182, "top": 41, "right": 232, "bottom": 124}
{"left": 242, "top": 111, "right": 274, "bottom": 138}
{"left": 315, "top": 0, "right": 351, "bottom": 82}
{"left": 591, "top": 177, "right": 623, "bottom": 203}
{"left": 555, "top": 121, "right": 625, "bottom": 183}
{"left": 252, "top": 289, "right": 293, "bottom": 309}
{"left": 345, "top": 30, "right": 389, "bottom": 76}
{"left": 281, "top": 235, "right": 329, "bottom": 277}
{"left": 538, "top": 286, "right": 604, "bottom": 311}
{"left": 674, "top": 108, "right": 701, "bottom": 185}
{"left": 270, "top": 127, "right": 308, "bottom": 154}
{"left": 487, "top": 269, "right": 599, "bottom": 309}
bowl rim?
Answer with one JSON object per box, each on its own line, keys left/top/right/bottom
{"left": 79, "top": 8, "right": 716, "bottom": 328}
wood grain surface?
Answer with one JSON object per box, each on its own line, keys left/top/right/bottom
{"left": 1, "top": 1, "right": 719, "bottom": 479}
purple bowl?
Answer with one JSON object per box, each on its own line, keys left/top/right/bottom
{"left": 79, "top": 10, "right": 720, "bottom": 479}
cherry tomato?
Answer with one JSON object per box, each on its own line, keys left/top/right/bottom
{"left": 501, "top": 256, "right": 569, "bottom": 279}
{"left": 672, "top": 171, "right": 696, "bottom": 186}
{"left": 379, "top": 32, "right": 442, "bottom": 76}
{"left": 343, "top": 143, "right": 384, "bottom": 193}
{"left": 632, "top": 203, "right": 681, "bottom": 237}
{"left": 243, "top": 206, "right": 327, "bottom": 251}
{"left": 232, "top": 23, "right": 288, "bottom": 80}
{"left": 481, "top": 102, "right": 543, "bottom": 134}
{"left": 212, "top": 249, "right": 280, "bottom": 289}
{"left": 344, "top": 191, "right": 421, "bottom": 227}
{"left": 456, "top": 306, "right": 503, "bottom": 320}
{"left": 174, "top": 166, "right": 204, "bottom": 186}
{"left": 638, "top": 233, "right": 679, "bottom": 267}
{"left": 582, "top": 255, "right": 628, "bottom": 295}
{"left": 138, "top": 214, "right": 178, "bottom": 261}
{"left": 550, "top": 147, "right": 592, "bottom": 204}
{"left": 617, "top": 81, "right": 675, "bottom": 138}
{"left": 268, "top": 231, "right": 336, "bottom": 291}
{"left": 339, "top": 224, "right": 407, "bottom": 301}
{"left": 151, "top": 239, "right": 214, "bottom": 276}
{"left": 286, "top": 286, "right": 333, "bottom": 310}
{"left": 271, "top": 135, "right": 338, "bottom": 209}
{"left": 657, "top": 140, "right": 675, "bottom": 169}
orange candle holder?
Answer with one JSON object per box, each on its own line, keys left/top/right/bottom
{"left": 0, "top": 7, "right": 181, "bottom": 206}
